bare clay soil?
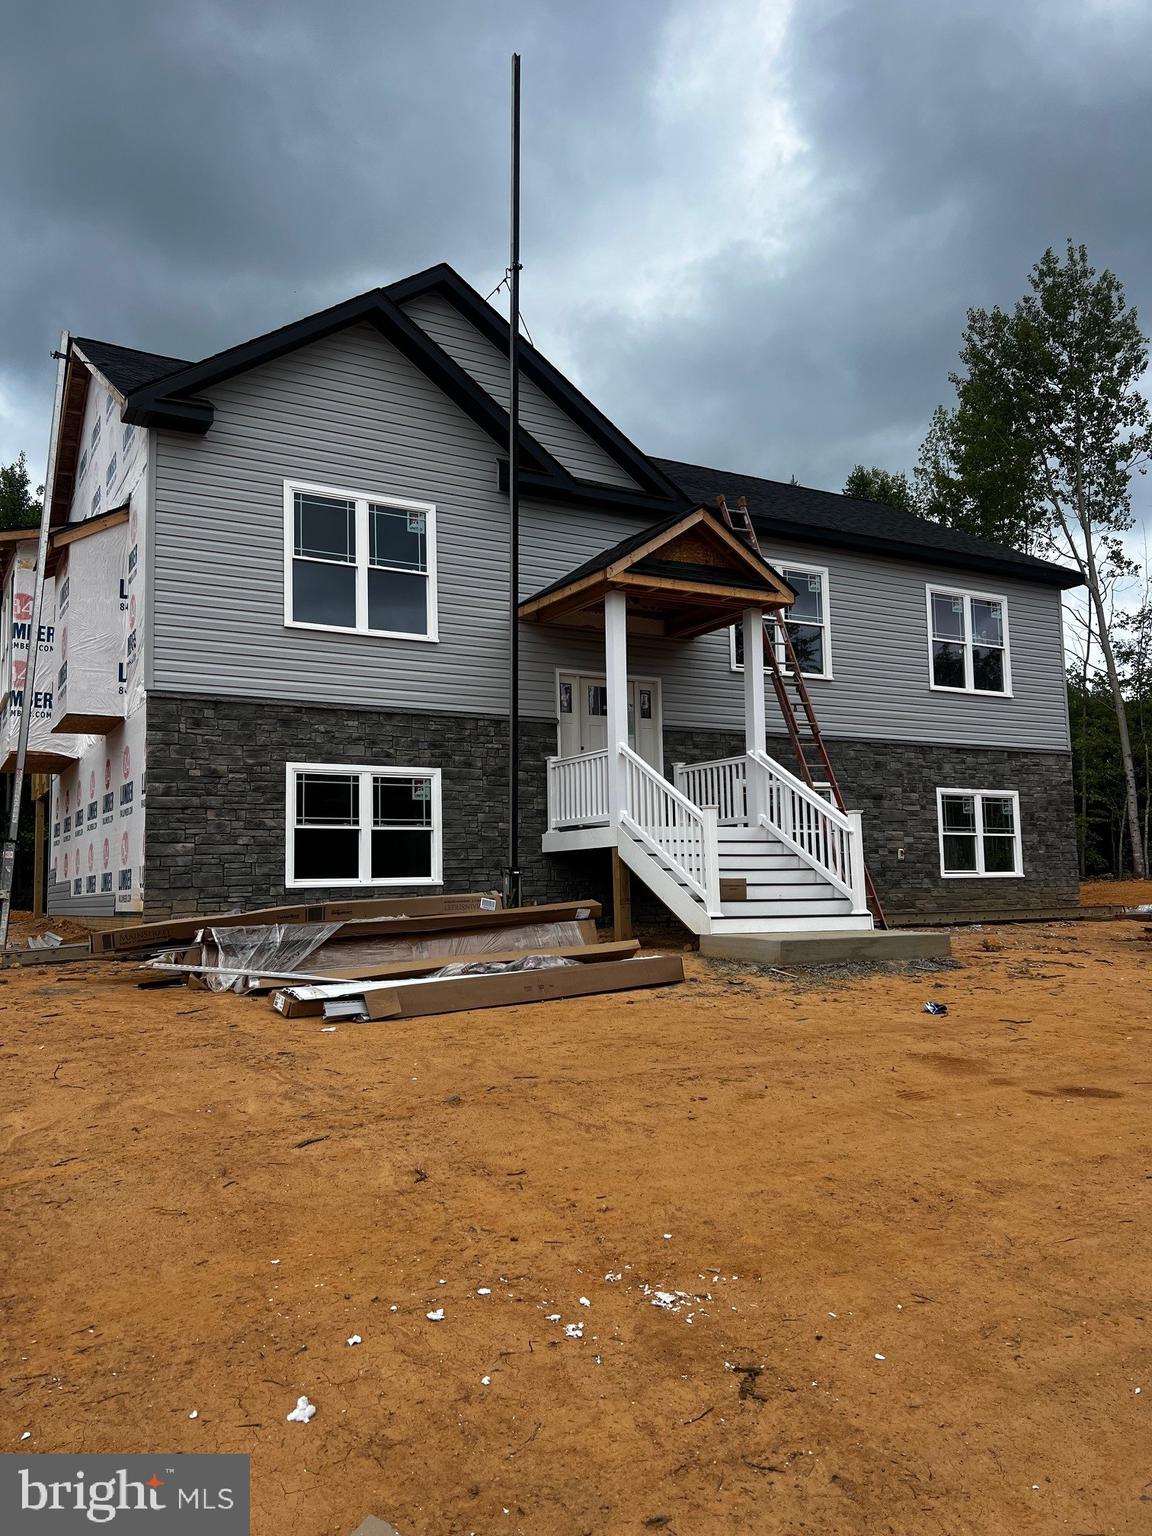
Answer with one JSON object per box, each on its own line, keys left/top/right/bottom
{"left": 1, "top": 915, "right": 1150, "bottom": 1535}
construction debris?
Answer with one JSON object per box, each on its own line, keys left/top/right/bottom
{"left": 92, "top": 891, "right": 504, "bottom": 956}
{"left": 272, "top": 952, "right": 684, "bottom": 1021}
{"left": 4, "top": 889, "right": 684, "bottom": 1017}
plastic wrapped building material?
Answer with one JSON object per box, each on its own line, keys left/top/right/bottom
{"left": 307, "top": 920, "right": 589, "bottom": 971}
{"left": 0, "top": 544, "right": 87, "bottom": 772}
{"left": 432, "top": 955, "right": 579, "bottom": 978}
{"left": 52, "top": 520, "right": 128, "bottom": 734}
{"left": 198, "top": 922, "right": 343, "bottom": 992}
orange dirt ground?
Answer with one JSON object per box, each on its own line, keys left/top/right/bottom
{"left": 2, "top": 911, "right": 1151, "bottom": 1535}
{"left": 1080, "top": 877, "right": 1152, "bottom": 908}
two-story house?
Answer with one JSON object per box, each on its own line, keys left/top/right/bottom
{"left": 7, "top": 263, "right": 1082, "bottom": 933}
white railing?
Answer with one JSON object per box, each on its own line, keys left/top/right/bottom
{"left": 619, "top": 742, "right": 721, "bottom": 911}
{"left": 747, "top": 748, "right": 866, "bottom": 910}
{"left": 547, "top": 749, "right": 610, "bottom": 829}
{"left": 673, "top": 755, "right": 747, "bottom": 824}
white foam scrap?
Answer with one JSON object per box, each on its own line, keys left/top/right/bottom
{"left": 188, "top": 1411, "right": 198, "bottom": 1420}
{"left": 426, "top": 1309, "right": 444, "bottom": 1322}
{"left": 481, "top": 1376, "right": 491, "bottom": 1385}
{"left": 874, "top": 1354, "right": 886, "bottom": 1361}
{"left": 578, "top": 1296, "right": 590, "bottom": 1307}
{"left": 663, "top": 1233, "right": 672, "bottom": 1240}
{"left": 651, "top": 1291, "right": 680, "bottom": 1310}
{"left": 320, "top": 1026, "right": 337, "bottom": 1033}
{"left": 346, "top": 1335, "right": 362, "bottom": 1346}
{"left": 389, "top": 1305, "right": 398, "bottom": 1312}
{"left": 604, "top": 1272, "right": 622, "bottom": 1283}
{"left": 546, "top": 1313, "right": 561, "bottom": 1322}
{"left": 286, "top": 1396, "right": 316, "bottom": 1423}
{"left": 271, "top": 1259, "right": 280, "bottom": 1265}
{"left": 20, "top": 1432, "right": 30, "bottom": 1441}
{"left": 477, "top": 1287, "right": 491, "bottom": 1296}
{"left": 564, "top": 1323, "right": 584, "bottom": 1339}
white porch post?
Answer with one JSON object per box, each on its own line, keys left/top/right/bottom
{"left": 742, "top": 606, "right": 767, "bottom": 825}
{"left": 604, "top": 589, "right": 629, "bottom": 825}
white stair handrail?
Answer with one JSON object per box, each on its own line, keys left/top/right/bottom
{"left": 618, "top": 742, "right": 722, "bottom": 913}
{"left": 672, "top": 755, "right": 747, "bottom": 824}
{"left": 547, "top": 748, "right": 610, "bottom": 830}
{"left": 746, "top": 747, "right": 866, "bottom": 909}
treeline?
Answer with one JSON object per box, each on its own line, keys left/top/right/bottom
{"left": 846, "top": 241, "right": 1151, "bottom": 881}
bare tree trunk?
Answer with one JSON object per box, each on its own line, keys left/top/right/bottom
{"left": 1084, "top": 560, "right": 1146, "bottom": 877}
{"left": 1076, "top": 617, "right": 1091, "bottom": 877}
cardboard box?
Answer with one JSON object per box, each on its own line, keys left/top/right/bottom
{"left": 317, "top": 901, "right": 599, "bottom": 944}
{"left": 261, "top": 939, "right": 639, "bottom": 1007}
{"left": 91, "top": 891, "right": 504, "bottom": 955}
{"left": 271, "top": 951, "right": 683, "bottom": 1020}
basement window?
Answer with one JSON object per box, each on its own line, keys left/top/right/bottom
{"left": 286, "top": 762, "right": 442, "bottom": 887}
{"left": 927, "top": 586, "right": 1011, "bottom": 694}
{"left": 729, "top": 564, "right": 831, "bottom": 679}
{"left": 937, "top": 789, "right": 1022, "bottom": 877}
{"left": 284, "top": 480, "right": 437, "bottom": 640}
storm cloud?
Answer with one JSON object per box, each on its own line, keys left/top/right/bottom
{"left": 3, "top": 0, "right": 1152, "bottom": 536}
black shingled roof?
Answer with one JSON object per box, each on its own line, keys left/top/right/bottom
{"left": 67, "top": 326, "right": 1081, "bottom": 591}
{"left": 652, "top": 458, "right": 1082, "bottom": 589}
{"left": 73, "top": 337, "right": 190, "bottom": 396}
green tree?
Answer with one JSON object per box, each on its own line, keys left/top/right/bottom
{"left": 919, "top": 242, "right": 1151, "bottom": 877}
{"left": 843, "top": 464, "right": 918, "bottom": 514}
{"left": 0, "top": 453, "right": 42, "bottom": 532}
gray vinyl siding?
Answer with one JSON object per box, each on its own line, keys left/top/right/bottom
{"left": 47, "top": 879, "right": 116, "bottom": 919}
{"left": 400, "top": 292, "right": 641, "bottom": 491}
{"left": 152, "top": 323, "right": 513, "bottom": 709}
{"left": 151, "top": 320, "right": 1070, "bottom": 752}
{"left": 517, "top": 505, "right": 1072, "bottom": 751}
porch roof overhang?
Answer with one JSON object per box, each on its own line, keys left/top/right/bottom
{"left": 518, "top": 506, "right": 796, "bottom": 640}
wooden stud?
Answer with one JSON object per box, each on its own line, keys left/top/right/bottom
{"left": 611, "top": 848, "right": 633, "bottom": 941}
{"left": 33, "top": 795, "right": 45, "bottom": 918}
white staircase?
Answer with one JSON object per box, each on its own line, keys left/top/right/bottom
{"left": 546, "top": 745, "right": 874, "bottom": 937}
{"left": 712, "top": 826, "right": 869, "bottom": 932}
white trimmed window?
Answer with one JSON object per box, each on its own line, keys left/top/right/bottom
{"left": 937, "top": 789, "right": 1022, "bottom": 877}
{"left": 927, "top": 586, "right": 1010, "bottom": 694}
{"left": 730, "top": 563, "right": 831, "bottom": 678}
{"left": 286, "top": 762, "right": 442, "bottom": 887}
{"left": 284, "top": 480, "right": 438, "bottom": 640}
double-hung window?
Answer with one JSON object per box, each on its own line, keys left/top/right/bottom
{"left": 286, "top": 762, "right": 442, "bottom": 887}
{"left": 284, "top": 480, "right": 437, "bottom": 640}
{"left": 937, "top": 789, "right": 1022, "bottom": 877}
{"left": 928, "top": 587, "right": 1010, "bottom": 694}
{"left": 730, "top": 563, "right": 831, "bottom": 678}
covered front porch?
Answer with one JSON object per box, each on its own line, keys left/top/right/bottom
{"left": 519, "top": 507, "right": 872, "bottom": 935}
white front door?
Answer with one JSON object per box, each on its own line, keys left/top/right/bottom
{"left": 558, "top": 673, "right": 662, "bottom": 770}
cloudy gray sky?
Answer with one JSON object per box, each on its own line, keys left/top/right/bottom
{"left": 3, "top": 0, "right": 1152, "bottom": 549}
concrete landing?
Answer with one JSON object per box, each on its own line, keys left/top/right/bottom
{"left": 700, "top": 928, "right": 952, "bottom": 966}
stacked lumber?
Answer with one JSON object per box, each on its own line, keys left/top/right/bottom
{"left": 129, "top": 893, "right": 684, "bottom": 1018}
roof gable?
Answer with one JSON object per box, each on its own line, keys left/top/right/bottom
{"left": 385, "top": 264, "right": 686, "bottom": 504}
{"left": 520, "top": 506, "right": 794, "bottom": 638}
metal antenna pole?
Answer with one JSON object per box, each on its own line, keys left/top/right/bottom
{"left": 0, "top": 333, "right": 69, "bottom": 948}
{"left": 504, "top": 52, "right": 523, "bottom": 908}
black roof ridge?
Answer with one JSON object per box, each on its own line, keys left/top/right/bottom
{"left": 651, "top": 455, "right": 1082, "bottom": 589}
